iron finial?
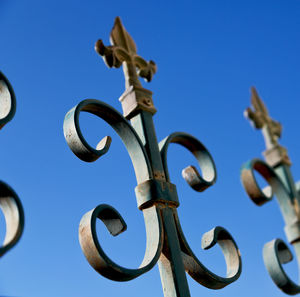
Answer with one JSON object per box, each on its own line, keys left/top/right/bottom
{"left": 95, "top": 17, "right": 157, "bottom": 119}
{"left": 245, "top": 86, "right": 290, "bottom": 166}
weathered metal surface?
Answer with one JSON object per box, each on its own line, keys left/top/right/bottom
{"left": 95, "top": 17, "right": 157, "bottom": 119}
{"left": 241, "top": 87, "right": 300, "bottom": 295}
{"left": 245, "top": 87, "right": 291, "bottom": 166}
{"left": 64, "top": 17, "right": 241, "bottom": 296}
{"left": 0, "top": 72, "right": 24, "bottom": 257}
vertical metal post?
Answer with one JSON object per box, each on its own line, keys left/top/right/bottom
{"left": 131, "top": 111, "right": 191, "bottom": 296}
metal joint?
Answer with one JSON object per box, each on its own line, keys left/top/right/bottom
{"left": 135, "top": 179, "right": 179, "bottom": 210}
{"left": 119, "top": 85, "right": 156, "bottom": 120}
{"left": 284, "top": 221, "right": 300, "bottom": 244}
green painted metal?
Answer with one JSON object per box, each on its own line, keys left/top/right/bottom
{"left": 241, "top": 87, "right": 300, "bottom": 295}
{"left": 64, "top": 17, "right": 241, "bottom": 296}
{"left": 0, "top": 71, "right": 24, "bottom": 257}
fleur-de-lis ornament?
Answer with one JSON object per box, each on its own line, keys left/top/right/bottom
{"left": 0, "top": 72, "right": 24, "bottom": 257}
{"left": 241, "top": 87, "right": 300, "bottom": 295}
{"left": 96, "top": 17, "right": 157, "bottom": 120}
{"left": 64, "top": 17, "right": 241, "bottom": 296}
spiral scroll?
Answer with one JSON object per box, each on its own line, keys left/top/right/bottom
{"left": 79, "top": 204, "right": 163, "bottom": 281}
{"left": 159, "top": 132, "right": 216, "bottom": 192}
{"left": 63, "top": 99, "right": 152, "bottom": 183}
{"left": 174, "top": 213, "right": 242, "bottom": 289}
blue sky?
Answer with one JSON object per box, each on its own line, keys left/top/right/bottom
{"left": 1, "top": 1, "right": 300, "bottom": 296}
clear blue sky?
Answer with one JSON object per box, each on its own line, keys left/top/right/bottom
{"left": 1, "top": 1, "right": 300, "bottom": 296}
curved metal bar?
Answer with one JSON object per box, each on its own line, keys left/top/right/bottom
{"left": 63, "top": 99, "right": 153, "bottom": 183}
{"left": 0, "top": 181, "right": 24, "bottom": 257}
{"left": 0, "top": 72, "right": 16, "bottom": 129}
{"left": 173, "top": 212, "right": 241, "bottom": 289}
{"left": 241, "top": 159, "right": 295, "bottom": 223}
{"left": 241, "top": 159, "right": 275, "bottom": 206}
{"left": 159, "top": 132, "right": 216, "bottom": 192}
{"left": 263, "top": 239, "right": 300, "bottom": 295}
{"left": 79, "top": 204, "right": 163, "bottom": 281}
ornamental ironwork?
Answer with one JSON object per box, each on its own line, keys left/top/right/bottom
{"left": 0, "top": 71, "right": 24, "bottom": 257}
{"left": 64, "top": 17, "right": 242, "bottom": 296}
{"left": 241, "top": 87, "right": 300, "bottom": 295}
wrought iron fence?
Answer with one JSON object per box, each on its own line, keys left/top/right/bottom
{"left": 1, "top": 14, "right": 300, "bottom": 297}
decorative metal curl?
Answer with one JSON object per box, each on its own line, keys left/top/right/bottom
{"left": 159, "top": 132, "right": 216, "bottom": 192}
{"left": 63, "top": 99, "right": 152, "bottom": 183}
{"left": 79, "top": 204, "right": 163, "bottom": 281}
{"left": 64, "top": 17, "right": 241, "bottom": 296}
{"left": 241, "top": 87, "right": 300, "bottom": 295}
{"left": 264, "top": 239, "right": 300, "bottom": 295}
{"left": 0, "top": 72, "right": 16, "bottom": 129}
{"left": 0, "top": 72, "right": 24, "bottom": 257}
{"left": 0, "top": 181, "right": 24, "bottom": 257}
{"left": 177, "top": 221, "right": 241, "bottom": 289}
